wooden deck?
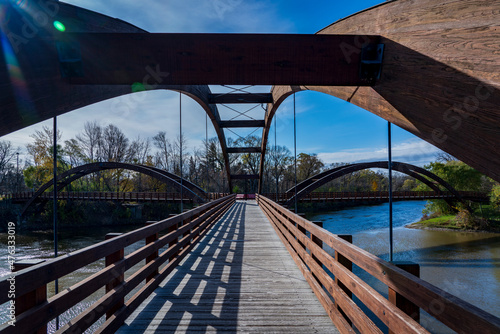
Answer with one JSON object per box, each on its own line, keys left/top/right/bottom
{"left": 117, "top": 200, "right": 337, "bottom": 333}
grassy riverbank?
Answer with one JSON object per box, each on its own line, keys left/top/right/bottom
{"left": 407, "top": 205, "right": 500, "bottom": 232}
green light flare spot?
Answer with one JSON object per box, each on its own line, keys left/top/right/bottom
{"left": 132, "top": 82, "right": 146, "bottom": 93}
{"left": 53, "top": 21, "right": 66, "bottom": 32}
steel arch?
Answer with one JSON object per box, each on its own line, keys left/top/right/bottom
{"left": 20, "top": 162, "right": 206, "bottom": 217}
{"left": 284, "top": 161, "right": 466, "bottom": 209}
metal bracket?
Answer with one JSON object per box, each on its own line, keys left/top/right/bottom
{"left": 56, "top": 41, "right": 84, "bottom": 78}
{"left": 359, "top": 44, "right": 384, "bottom": 84}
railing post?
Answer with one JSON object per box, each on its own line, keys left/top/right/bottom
{"left": 105, "top": 233, "right": 124, "bottom": 319}
{"left": 168, "top": 214, "right": 179, "bottom": 261}
{"left": 389, "top": 261, "right": 420, "bottom": 334}
{"left": 145, "top": 221, "right": 158, "bottom": 283}
{"left": 14, "top": 260, "right": 47, "bottom": 334}
{"left": 297, "top": 213, "right": 307, "bottom": 250}
{"left": 335, "top": 234, "right": 353, "bottom": 324}
{"left": 311, "top": 221, "right": 323, "bottom": 285}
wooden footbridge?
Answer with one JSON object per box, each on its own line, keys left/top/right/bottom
{"left": 2, "top": 0, "right": 500, "bottom": 332}
{"left": 2, "top": 196, "right": 499, "bottom": 333}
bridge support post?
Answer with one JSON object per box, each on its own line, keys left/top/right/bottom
{"left": 105, "top": 233, "right": 124, "bottom": 319}
{"left": 335, "top": 235, "right": 353, "bottom": 324}
{"left": 145, "top": 221, "right": 159, "bottom": 283}
{"left": 182, "top": 213, "right": 192, "bottom": 249}
{"left": 14, "top": 260, "right": 47, "bottom": 334}
{"left": 168, "top": 214, "right": 179, "bottom": 261}
{"left": 388, "top": 261, "right": 420, "bottom": 334}
{"left": 297, "top": 213, "right": 307, "bottom": 249}
{"left": 311, "top": 221, "right": 323, "bottom": 285}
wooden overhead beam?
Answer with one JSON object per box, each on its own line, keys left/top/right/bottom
{"left": 227, "top": 147, "right": 261, "bottom": 154}
{"left": 208, "top": 93, "right": 273, "bottom": 104}
{"left": 220, "top": 120, "right": 265, "bottom": 128}
{"left": 57, "top": 33, "right": 380, "bottom": 85}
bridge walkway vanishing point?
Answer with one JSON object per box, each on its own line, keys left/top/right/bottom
{"left": 117, "top": 200, "right": 337, "bottom": 333}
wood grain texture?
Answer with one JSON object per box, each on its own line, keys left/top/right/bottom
{"left": 117, "top": 201, "right": 337, "bottom": 333}
{"left": 263, "top": 0, "right": 500, "bottom": 185}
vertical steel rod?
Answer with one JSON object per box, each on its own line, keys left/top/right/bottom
{"left": 293, "top": 94, "right": 298, "bottom": 214}
{"left": 206, "top": 113, "right": 209, "bottom": 192}
{"left": 53, "top": 117, "right": 59, "bottom": 330}
{"left": 16, "top": 152, "right": 19, "bottom": 193}
{"left": 275, "top": 114, "right": 278, "bottom": 200}
{"left": 180, "top": 92, "right": 183, "bottom": 213}
{"left": 388, "top": 121, "right": 393, "bottom": 262}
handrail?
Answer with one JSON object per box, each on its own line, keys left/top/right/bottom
{"left": 256, "top": 194, "right": 500, "bottom": 334}
{"left": 260, "top": 191, "right": 488, "bottom": 202}
{"left": 10, "top": 191, "right": 231, "bottom": 201}
{"left": 0, "top": 194, "right": 236, "bottom": 333}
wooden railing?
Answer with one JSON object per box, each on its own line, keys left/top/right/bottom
{"left": 0, "top": 194, "right": 235, "bottom": 333}
{"left": 263, "top": 191, "right": 488, "bottom": 202}
{"left": 9, "top": 191, "right": 229, "bottom": 202}
{"left": 256, "top": 194, "right": 500, "bottom": 334}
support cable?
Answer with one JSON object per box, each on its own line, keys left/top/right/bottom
{"left": 53, "top": 116, "right": 59, "bottom": 330}
{"left": 180, "top": 92, "right": 183, "bottom": 212}
{"left": 294, "top": 94, "right": 298, "bottom": 213}
{"left": 206, "top": 113, "right": 209, "bottom": 193}
{"left": 388, "top": 122, "right": 393, "bottom": 261}
{"left": 275, "top": 113, "right": 278, "bottom": 201}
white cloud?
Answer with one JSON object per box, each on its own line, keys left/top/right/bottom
{"left": 64, "top": 0, "right": 294, "bottom": 33}
{"left": 317, "top": 139, "right": 444, "bottom": 167}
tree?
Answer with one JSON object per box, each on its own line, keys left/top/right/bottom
{"left": 266, "top": 145, "right": 292, "bottom": 193}
{"left": 75, "top": 121, "right": 102, "bottom": 163}
{"left": 153, "top": 131, "right": 173, "bottom": 171}
{"left": 0, "top": 141, "right": 21, "bottom": 193}
{"left": 297, "top": 153, "right": 324, "bottom": 182}
{"left": 420, "top": 160, "right": 484, "bottom": 215}
{"left": 25, "top": 127, "right": 66, "bottom": 188}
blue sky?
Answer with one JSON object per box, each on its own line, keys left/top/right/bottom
{"left": 1, "top": 0, "right": 444, "bottom": 167}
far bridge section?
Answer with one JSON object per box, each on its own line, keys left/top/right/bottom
{"left": 264, "top": 191, "right": 489, "bottom": 205}
{"left": 10, "top": 191, "right": 228, "bottom": 204}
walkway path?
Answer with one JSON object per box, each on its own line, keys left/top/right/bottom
{"left": 118, "top": 200, "right": 337, "bottom": 333}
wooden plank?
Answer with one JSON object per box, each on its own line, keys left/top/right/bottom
{"left": 219, "top": 120, "right": 266, "bottom": 128}
{"left": 227, "top": 147, "right": 261, "bottom": 154}
{"left": 209, "top": 94, "right": 273, "bottom": 104}
{"left": 115, "top": 201, "right": 337, "bottom": 333}
{"left": 60, "top": 33, "right": 377, "bottom": 86}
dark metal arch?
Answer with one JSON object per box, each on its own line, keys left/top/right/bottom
{"left": 284, "top": 161, "right": 466, "bottom": 208}
{"left": 20, "top": 162, "right": 206, "bottom": 217}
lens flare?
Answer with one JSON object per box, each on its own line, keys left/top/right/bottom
{"left": 53, "top": 20, "right": 65, "bottom": 32}
{"left": 1, "top": 32, "right": 38, "bottom": 124}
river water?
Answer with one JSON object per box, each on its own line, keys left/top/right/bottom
{"left": 310, "top": 200, "right": 500, "bottom": 333}
{"left": 0, "top": 201, "right": 498, "bottom": 333}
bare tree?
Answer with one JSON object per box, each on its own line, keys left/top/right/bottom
{"left": 75, "top": 121, "right": 102, "bottom": 163}
{"left": 153, "top": 131, "right": 173, "bottom": 172}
